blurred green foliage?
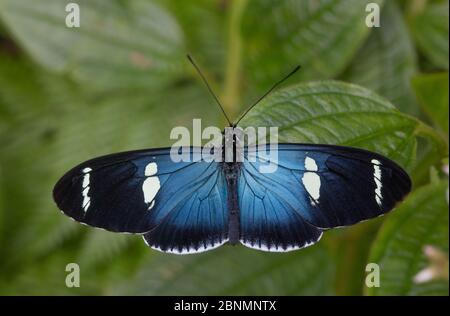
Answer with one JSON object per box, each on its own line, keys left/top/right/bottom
{"left": 0, "top": 0, "right": 448, "bottom": 295}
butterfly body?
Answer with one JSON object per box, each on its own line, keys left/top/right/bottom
{"left": 221, "top": 130, "right": 241, "bottom": 245}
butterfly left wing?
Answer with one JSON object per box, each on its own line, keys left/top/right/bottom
{"left": 239, "top": 144, "right": 411, "bottom": 251}
{"left": 53, "top": 148, "right": 229, "bottom": 254}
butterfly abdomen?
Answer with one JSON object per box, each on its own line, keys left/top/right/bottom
{"left": 224, "top": 162, "right": 241, "bottom": 245}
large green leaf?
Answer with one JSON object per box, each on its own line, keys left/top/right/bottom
{"left": 343, "top": 1, "right": 419, "bottom": 115}
{"left": 239, "top": 80, "right": 436, "bottom": 170}
{"left": 114, "top": 244, "right": 334, "bottom": 295}
{"left": 366, "top": 181, "right": 449, "bottom": 295}
{"left": 409, "top": 0, "right": 449, "bottom": 69}
{"left": 412, "top": 72, "right": 449, "bottom": 136}
{"left": 241, "top": 0, "right": 384, "bottom": 87}
{"left": 0, "top": 0, "right": 186, "bottom": 90}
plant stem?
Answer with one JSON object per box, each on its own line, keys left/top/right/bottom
{"left": 222, "top": 0, "right": 248, "bottom": 123}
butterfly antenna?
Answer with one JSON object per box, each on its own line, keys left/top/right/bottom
{"left": 187, "top": 54, "right": 232, "bottom": 126}
{"left": 234, "top": 65, "right": 301, "bottom": 126}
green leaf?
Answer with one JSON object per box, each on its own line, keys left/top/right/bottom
{"left": 409, "top": 0, "right": 449, "bottom": 69}
{"left": 342, "top": 1, "right": 420, "bottom": 116}
{"left": 412, "top": 72, "right": 449, "bottom": 136}
{"left": 366, "top": 181, "right": 449, "bottom": 295}
{"left": 0, "top": 0, "right": 186, "bottom": 90}
{"left": 114, "top": 245, "right": 335, "bottom": 295}
{"left": 241, "top": 0, "right": 384, "bottom": 86}
{"left": 239, "top": 80, "right": 429, "bottom": 170}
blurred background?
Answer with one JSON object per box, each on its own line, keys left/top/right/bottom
{"left": 0, "top": 0, "right": 448, "bottom": 295}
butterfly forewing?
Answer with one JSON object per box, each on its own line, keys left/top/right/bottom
{"left": 54, "top": 149, "right": 158, "bottom": 233}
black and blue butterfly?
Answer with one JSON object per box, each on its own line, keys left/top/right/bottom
{"left": 53, "top": 56, "right": 411, "bottom": 254}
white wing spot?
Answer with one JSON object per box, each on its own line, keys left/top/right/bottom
{"left": 145, "top": 162, "right": 158, "bottom": 176}
{"left": 371, "top": 159, "right": 383, "bottom": 207}
{"left": 143, "top": 162, "right": 160, "bottom": 210}
{"left": 81, "top": 167, "right": 92, "bottom": 213}
{"left": 303, "top": 156, "right": 320, "bottom": 205}
{"left": 305, "top": 156, "right": 318, "bottom": 171}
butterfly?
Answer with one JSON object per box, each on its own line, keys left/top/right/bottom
{"left": 53, "top": 55, "right": 411, "bottom": 254}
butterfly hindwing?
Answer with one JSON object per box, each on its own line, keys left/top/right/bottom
{"left": 239, "top": 165, "right": 323, "bottom": 251}
{"left": 142, "top": 163, "right": 229, "bottom": 254}
{"left": 240, "top": 144, "right": 411, "bottom": 249}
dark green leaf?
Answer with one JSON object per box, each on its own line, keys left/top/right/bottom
{"left": 242, "top": 0, "right": 384, "bottom": 86}
{"left": 366, "top": 181, "right": 449, "bottom": 295}
{"left": 409, "top": 0, "right": 449, "bottom": 69}
{"left": 343, "top": 1, "right": 420, "bottom": 115}
{"left": 239, "top": 80, "right": 431, "bottom": 170}
{"left": 0, "top": 0, "right": 186, "bottom": 90}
